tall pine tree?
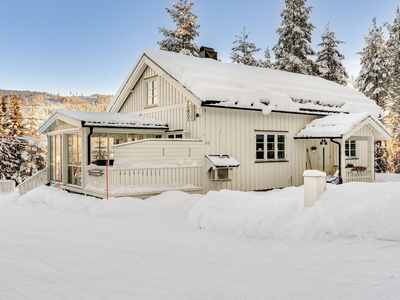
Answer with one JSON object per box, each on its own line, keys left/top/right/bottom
{"left": 230, "top": 27, "right": 261, "bottom": 66}
{"left": 158, "top": 0, "right": 200, "bottom": 56}
{"left": 356, "top": 18, "right": 388, "bottom": 109}
{"left": 316, "top": 23, "right": 348, "bottom": 85}
{"left": 385, "top": 7, "right": 400, "bottom": 108}
{"left": 273, "top": 0, "right": 316, "bottom": 75}
{"left": 382, "top": 8, "right": 400, "bottom": 173}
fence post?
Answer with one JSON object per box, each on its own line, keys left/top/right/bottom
{"left": 303, "top": 170, "right": 326, "bottom": 207}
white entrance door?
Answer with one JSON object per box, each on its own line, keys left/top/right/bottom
{"left": 317, "top": 139, "right": 330, "bottom": 173}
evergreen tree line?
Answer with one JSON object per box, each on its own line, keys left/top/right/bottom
{"left": 159, "top": 1, "right": 400, "bottom": 173}
{"left": 158, "top": 0, "right": 349, "bottom": 86}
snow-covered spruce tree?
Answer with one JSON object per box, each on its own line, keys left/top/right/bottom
{"left": 356, "top": 18, "right": 388, "bottom": 109}
{"left": 230, "top": 27, "right": 261, "bottom": 66}
{"left": 316, "top": 23, "right": 348, "bottom": 85}
{"left": 385, "top": 7, "right": 400, "bottom": 110}
{"left": 259, "top": 47, "right": 273, "bottom": 68}
{"left": 2, "top": 94, "right": 30, "bottom": 183}
{"left": 158, "top": 0, "right": 200, "bottom": 56}
{"left": 383, "top": 8, "right": 400, "bottom": 172}
{"left": 273, "top": 0, "right": 316, "bottom": 75}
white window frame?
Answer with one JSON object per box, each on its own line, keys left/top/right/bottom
{"left": 255, "top": 132, "right": 287, "bottom": 162}
{"left": 345, "top": 140, "right": 357, "bottom": 158}
{"left": 145, "top": 77, "right": 158, "bottom": 106}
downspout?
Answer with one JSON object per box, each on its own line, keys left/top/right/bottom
{"left": 82, "top": 121, "right": 94, "bottom": 165}
{"left": 330, "top": 138, "right": 341, "bottom": 177}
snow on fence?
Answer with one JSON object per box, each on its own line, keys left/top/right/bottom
{"left": 85, "top": 165, "right": 203, "bottom": 195}
{"left": 344, "top": 167, "right": 372, "bottom": 183}
{"left": 0, "top": 180, "right": 16, "bottom": 193}
{"left": 18, "top": 167, "right": 48, "bottom": 195}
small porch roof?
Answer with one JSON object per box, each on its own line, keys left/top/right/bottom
{"left": 294, "top": 113, "right": 392, "bottom": 141}
{"left": 39, "top": 109, "right": 168, "bottom": 134}
{"left": 206, "top": 155, "right": 240, "bottom": 169}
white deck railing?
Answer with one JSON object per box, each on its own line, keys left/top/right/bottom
{"left": 344, "top": 167, "right": 372, "bottom": 183}
{"left": 0, "top": 180, "right": 16, "bottom": 193}
{"left": 18, "top": 167, "right": 48, "bottom": 195}
{"left": 85, "top": 165, "right": 203, "bottom": 195}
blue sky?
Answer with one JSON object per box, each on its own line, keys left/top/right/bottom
{"left": 0, "top": 0, "right": 399, "bottom": 96}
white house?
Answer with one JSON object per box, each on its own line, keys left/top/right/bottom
{"left": 23, "top": 48, "right": 391, "bottom": 198}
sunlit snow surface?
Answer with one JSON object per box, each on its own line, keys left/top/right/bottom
{"left": 1, "top": 174, "right": 400, "bottom": 299}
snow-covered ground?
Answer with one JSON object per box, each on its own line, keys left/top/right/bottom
{"left": 1, "top": 175, "right": 400, "bottom": 299}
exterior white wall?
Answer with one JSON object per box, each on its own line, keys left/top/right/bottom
{"left": 119, "top": 67, "right": 158, "bottom": 113}
{"left": 202, "top": 108, "right": 319, "bottom": 192}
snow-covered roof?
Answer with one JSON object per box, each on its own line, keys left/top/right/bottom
{"left": 109, "top": 49, "right": 383, "bottom": 118}
{"left": 206, "top": 155, "right": 240, "bottom": 168}
{"left": 294, "top": 113, "right": 391, "bottom": 139}
{"left": 39, "top": 109, "right": 168, "bottom": 133}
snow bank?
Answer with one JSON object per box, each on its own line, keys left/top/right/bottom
{"left": 17, "top": 186, "right": 201, "bottom": 217}
{"left": 188, "top": 182, "right": 400, "bottom": 242}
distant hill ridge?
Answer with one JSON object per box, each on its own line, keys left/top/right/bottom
{"left": 0, "top": 89, "right": 114, "bottom": 115}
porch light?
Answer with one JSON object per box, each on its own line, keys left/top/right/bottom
{"left": 311, "top": 146, "right": 317, "bottom": 153}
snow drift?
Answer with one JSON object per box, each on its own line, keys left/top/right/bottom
{"left": 16, "top": 186, "right": 201, "bottom": 217}
{"left": 188, "top": 182, "right": 400, "bottom": 242}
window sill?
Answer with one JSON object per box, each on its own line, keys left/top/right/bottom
{"left": 255, "top": 160, "right": 289, "bottom": 164}
{"left": 145, "top": 104, "right": 158, "bottom": 109}
{"left": 345, "top": 157, "right": 359, "bottom": 160}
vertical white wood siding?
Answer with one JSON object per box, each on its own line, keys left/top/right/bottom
{"left": 202, "top": 108, "right": 319, "bottom": 192}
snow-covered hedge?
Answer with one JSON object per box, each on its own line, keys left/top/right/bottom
{"left": 188, "top": 182, "right": 400, "bottom": 242}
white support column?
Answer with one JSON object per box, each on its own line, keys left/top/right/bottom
{"left": 368, "top": 137, "right": 374, "bottom": 182}
{"left": 340, "top": 138, "right": 346, "bottom": 183}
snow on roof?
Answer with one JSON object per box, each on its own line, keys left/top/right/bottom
{"left": 109, "top": 49, "right": 383, "bottom": 118}
{"left": 294, "top": 112, "right": 389, "bottom": 139}
{"left": 206, "top": 155, "right": 240, "bottom": 168}
{"left": 39, "top": 109, "right": 168, "bottom": 133}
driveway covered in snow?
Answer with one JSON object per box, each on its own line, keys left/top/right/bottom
{"left": 1, "top": 175, "right": 400, "bottom": 299}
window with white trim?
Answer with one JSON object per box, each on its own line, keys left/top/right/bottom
{"left": 256, "top": 133, "right": 286, "bottom": 161}
{"left": 345, "top": 140, "right": 356, "bottom": 158}
{"left": 146, "top": 79, "right": 158, "bottom": 106}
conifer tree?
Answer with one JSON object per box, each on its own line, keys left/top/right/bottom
{"left": 382, "top": 8, "right": 400, "bottom": 172}
{"left": 356, "top": 18, "right": 388, "bottom": 109}
{"left": 230, "top": 27, "right": 261, "bottom": 66}
{"left": 259, "top": 47, "right": 273, "bottom": 68}
{"left": 385, "top": 7, "right": 400, "bottom": 109}
{"left": 316, "top": 23, "right": 348, "bottom": 85}
{"left": 8, "top": 94, "right": 25, "bottom": 138}
{"left": 0, "top": 95, "right": 8, "bottom": 137}
{"left": 273, "top": 0, "right": 316, "bottom": 75}
{"left": 158, "top": 0, "right": 200, "bottom": 56}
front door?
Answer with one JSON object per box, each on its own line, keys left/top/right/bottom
{"left": 317, "top": 139, "right": 330, "bottom": 173}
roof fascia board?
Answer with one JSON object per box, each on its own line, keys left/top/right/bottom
{"left": 343, "top": 117, "right": 392, "bottom": 141}
{"left": 109, "top": 57, "right": 148, "bottom": 113}
{"left": 39, "top": 113, "right": 81, "bottom": 134}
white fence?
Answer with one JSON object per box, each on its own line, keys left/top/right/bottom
{"left": 344, "top": 167, "right": 372, "bottom": 183}
{"left": 0, "top": 180, "right": 16, "bottom": 193}
{"left": 18, "top": 167, "right": 49, "bottom": 195}
{"left": 85, "top": 165, "right": 203, "bottom": 195}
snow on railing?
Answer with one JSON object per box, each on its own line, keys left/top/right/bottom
{"left": 18, "top": 167, "right": 48, "bottom": 195}
{"left": 344, "top": 167, "right": 372, "bottom": 183}
{"left": 0, "top": 180, "right": 16, "bottom": 193}
{"left": 85, "top": 165, "right": 202, "bottom": 196}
